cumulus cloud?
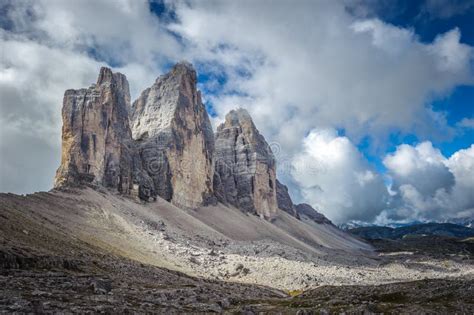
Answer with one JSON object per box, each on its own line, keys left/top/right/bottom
{"left": 291, "top": 129, "right": 389, "bottom": 224}
{"left": 444, "top": 145, "right": 474, "bottom": 217}
{"left": 0, "top": 35, "right": 101, "bottom": 193}
{"left": 383, "top": 142, "right": 455, "bottom": 196}
{"left": 0, "top": 0, "right": 181, "bottom": 193}
{"left": 3, "top": 0, "right": 180, "bottom": 66}
{"left": 380, "top": 142, "right": 474, "bottom": 223}
{"left": 170, "top": 0, "right": 473, "bottom": 153}
{"left": 457, "top": 117, "right": 474, "bottom": 129}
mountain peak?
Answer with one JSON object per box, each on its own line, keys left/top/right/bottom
{"left": 214, "top": 108, "right": 277, "bottom": 219}
{"left": 96, "top": 67, "right": 126, "bottom": 86}
{"left": 55, "top": 63, "right": 331, "bottom": 223}
{"left": 96, "top": 67, "right": 114, "bottom": 85}
{"left": 160, "top": 60, "right": 197, "bottom": 83}
{"left": 221, "top": 108, "right": 255, "bottom": 129}
{"left": 130, "top": 62, "right": 215, "bottom": 208}
{"left": 54, "top": 67, "right": 133, "bottom": 192}
{"left": 227, "top": 107, "right": 252, "bottom": 120}
{"left": 174, "top": 60, "right": 195, "bottom": 71}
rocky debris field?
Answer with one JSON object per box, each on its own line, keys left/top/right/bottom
{"left": 0, "top": 247, "right": 286, "bottom": 313}
{"left": 134, "top": 214, "right": 474, "bottom": 291}
{"left": 1, "top": 188, "right": 473, "bottom": 313}
{"left": 1, "top": 249, "right": 472, "bottom": 313}
{"left": 248, "top": 278, "right": 474, "bottom": 314}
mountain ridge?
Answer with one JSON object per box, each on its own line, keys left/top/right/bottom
{"left": 349, "top": 222, "right": 474, "bottom": 240}
{"left": 54, "top": 62, "right": 331, "bottom": 224}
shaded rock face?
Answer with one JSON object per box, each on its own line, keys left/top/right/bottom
{"left": 276, "top": 180, "right": 300, "bottom": 219}
{"left": 296, "top": 203, "right": 332, "bottom": 225}
{"left": 54, "top": 67, "right": 134, "bottom": 194}
{"left": 275, "top": 180, "right": 331, "bottom": 224}
{"left": 214, "top": 109, "right": 277, "bottom": 219}
{"left": 130, "top": 62, "right": 215, "bottom": 208}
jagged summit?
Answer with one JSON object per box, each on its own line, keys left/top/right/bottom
{"left": 214, "top": 107, "right": 278, "bottom": 219}
{"left": 130, "top": 61, "right": 215, "bottom": 208}
{"left": 2, "top": 62, "right": 410, "bottom": 313}
{"left": 54, "top": 62, "right": 332, "bottom": 224}
{"left": 225, "top": 108, "right": 253, "bottom": 124}
{"left": 130, "top": 61, "right": 210, "bottom": 141}
{"left": 173, "top": 60, "right": 196, "bottom": 72}
{"left": 54, "top": 67, "right": 134, "bottom": 193}
{"left": 218, "top": 108, "right": 275, "bottom": 166}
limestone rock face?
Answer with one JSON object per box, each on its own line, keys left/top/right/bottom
{"left": 54, "top": 62, "right": 319, "bottom": 220}
{"left": 130, "top": 62, "right": 215, "bottom": 208}
{"left": 214, "top": 109, "right": 277, "bottom": 219}
{"left": 296, "top": 203, "right": 332, "bottom": 225}
{"left": 276, "top": 180, "right": 300, "bottom": 219}
{"left": 54, "top": 67, "right": 134, "bottom": 194}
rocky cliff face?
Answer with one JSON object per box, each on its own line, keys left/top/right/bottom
{"left": 54, "top": 67, "right": 134, "bottom": 194}
{"left": 54, "top": 62, "right": 328, "bottom": 223}
{"left": 276, "top": 180, "right": 300, "bottom": 219}
{"left": 296, "top": 203, "right": 332, "bottom": 225}
{"left": 130, "top": 62, "right": 215, "bottom": 208}
{"left": 276, "top": 179, "right": 332, "bottom": 224}
{"left": 214, "top": 109, "right": 278, "bottom": 219}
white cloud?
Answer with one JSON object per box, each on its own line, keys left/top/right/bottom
{"left": 445, "top": 144, "right": 474, "bottom": 215}
{"left": 458, "top": 117, "right": 474, "bottom": 129}
{"left": 383, "top": 142, "right": 454, "bottom": 196}
{"left": 0, "top": 34, "right": 99, "bottom": 194}
{"left": 11, "top": 0, "right": 180, "bottom": 69}
{"left": 291, "top": 129, "right": 389, "bottom": 224}
{"left": 0, "top": 0, "right": 181, "bottom": 193}
{"left": 429, "top": 28, "right": 472, "bottom": 73}
{"left": 351, "top": 19, "right": 415, "bottom": 55}
{"left": 381, "top": 142, "right": 474, "bottom": 222}
{"left": 170, "top": 1, "right": 473, "bottom": 155}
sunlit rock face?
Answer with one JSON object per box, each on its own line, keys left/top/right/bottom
{"left": 214, "top": 108, "right": 278, "bottom": 219}
{"left": 130, "top": 62, "right": 216, "bottom": 208}
{"left": 54, "top": 67, "right": 135, "bottom": 194}
{"left": 55, "top": 63, "right": 290, "bottom": 217}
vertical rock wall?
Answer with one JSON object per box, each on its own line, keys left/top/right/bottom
{"left": 130, "top": 62, "right": 215, "bottom": 208}
{"left": 54, "top": 62, "right": 328, "bottom": 224}
{"left": 54, "top": 67, "right": 134, "bottom": 194}
{"left": 276, "top": 180, "right": 300, "bottom": 219}
{"left": 214, "top": 109, "right": 278, "bottom": 219}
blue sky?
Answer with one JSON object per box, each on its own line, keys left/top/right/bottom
{"left": 0, "top": 0, "right": 473, "bottom": 224}
{"left": 147, "top": 0, "right": 474, "bottom": 167}
{"left": 361, "top": 0, "right": 474, "bottom": 158}
{"left": 150, "top": 0, "right": 474, "bottom": 183}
